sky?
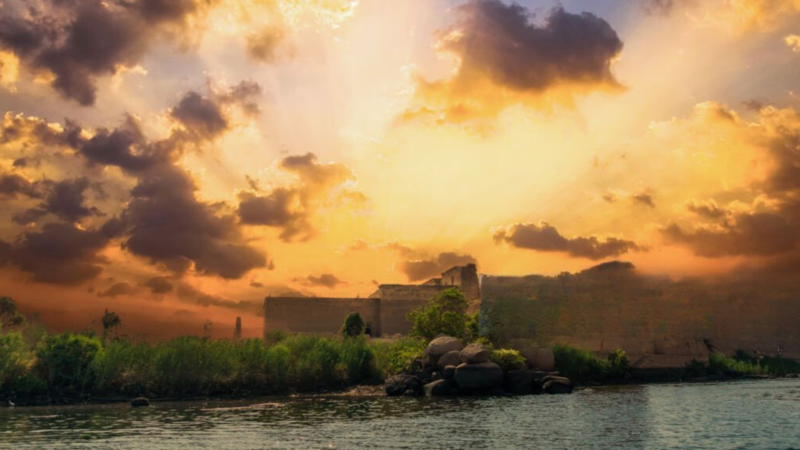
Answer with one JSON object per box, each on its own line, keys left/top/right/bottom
{"left": 1, "top": 0, "right": 799, "bottom": 338}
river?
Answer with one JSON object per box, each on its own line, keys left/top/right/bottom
{"left": 1, "top": 379, "right": 799, "bottom": 449}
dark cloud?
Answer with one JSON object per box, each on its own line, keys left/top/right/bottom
{"left": 0, "top": 220, "right": 121, "bottom": 285}
{"left": 662, "top": 213, "right": 796, "bottom": 257}
{"left": 0, "top": 0, "right": 216, "bottom": 105}
{"left": 170, "top": 91, "right": 229, "bottom": 140}
{"left": 13, "top": 177, "right": 104, "bottom": 225}
{"left": 98, "top": 281, "right": 137, "bottom": 298}
{"left": 400, "top": 252, "right": 477, "bottom": 282}
{"left": 494, "top": 222, "right": 640, "bottom": 260}
{"left": 175, "top": 283, "right": 263, "bottom": 316}
{"left": 0, "top": 173, "right": 46, "bottom": 199}
{"left": 631, "top": 193, "right": 655, "bottom": 208}
{"left": 662, "top": 106, "right": 800, "bottom": 264}
{"left": 433, "top": 2, "right": 622, "bottom": 93}
{"left": 237, "top": 153, "right": 361, "bottom": 242}
{"left": 121, "top": 165, "right": 267, "bottom": 279}
{"left": 1, "top": 84, "right": 267, "bottom": 281}
{"left": 144, "top": 276, "right": 173, "bottom": 294}
{"left": 246, "top": 28, "right": 285, "bottom": 63}
{"left": 295, "top": 273, "right": 346, "bottom": 289}
{"left": 685, "top": 199, "right": 727, "bottom": 220}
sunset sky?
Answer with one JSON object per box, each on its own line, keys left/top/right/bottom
{"left": 1, "top": 0, "right": 799, "bottom": 337}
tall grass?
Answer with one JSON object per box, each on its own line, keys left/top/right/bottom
{"left": 0, "top": 331, "right": 427, "bottom": 402}
{"left": 552, "top": 344, "right": 630, "bottom": 382}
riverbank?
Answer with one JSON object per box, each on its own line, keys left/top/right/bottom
{"left": 3, "top": 328, "right": 798, "bottom": 407}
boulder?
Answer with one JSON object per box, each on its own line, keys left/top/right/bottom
{"left": 454, "top": 362, "right": 504, "bottom": 392}
{"left": 504, "top": 370, "right": 534, "bottom": 395}
{"left": 425, "top": 337, "right": 464, "bottom": 366}
{"left": 424, "top": 379, "right": 457, "bottom": 397}
{"left": 385, "top": 374, "right": 423, "bottom": 397}
{"left": 131, "top": 397, "right": 150, "bottom": 408}
{"left": 542, "top": 376, "right": 574, "bottom": 395}
{"left": 460, "top": 344, "right": 491, "bottom": 364}
{"left": 443, "top": 365, "right": 457, "bottom": 379}
{"left": 438, "top": 351, "right": 463, "bottom": 370}
{"left": 534, "top": 348, "right": 555, "bottom": 372}
{"left": 519, "top": 347, "right": 539, "bottom": 369}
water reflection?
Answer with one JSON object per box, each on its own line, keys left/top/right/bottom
{"left": 1, "top": 380, "right": 798, "bottom": 449}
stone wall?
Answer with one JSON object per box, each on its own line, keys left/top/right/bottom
{"left": 481, "top": 267, "right": 800, "bottom": 359}
{"left": 374, "top": 285, "right": 447, "bottom": 336}
{"left": 264, "top": 297, "right": 380, "bottom": 337}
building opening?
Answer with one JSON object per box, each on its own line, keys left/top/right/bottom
{"left": 365, "top": 322, "right": 372, "bottom": 336}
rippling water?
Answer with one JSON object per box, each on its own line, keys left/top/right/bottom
{"left": 1, "top": 379, "right": 799, "bottom": 449}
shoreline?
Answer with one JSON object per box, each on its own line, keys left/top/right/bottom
{"left": 4, "top": 373, "right": 796, "bottom": 409}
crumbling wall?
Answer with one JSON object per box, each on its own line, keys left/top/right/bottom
{"left": 481, "top": 272, "right": 800, "bottom": 358}
{"left": 375, "top": 285, "right": 446, "bottom": 336}
{"left": 264, "top": 297, "right": 381, "bottom": 336}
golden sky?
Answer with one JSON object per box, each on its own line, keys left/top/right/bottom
{"left": 1, "top": 0, "right": 799, "bottom": 337}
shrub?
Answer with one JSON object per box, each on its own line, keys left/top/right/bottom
{"left": 407, "top": 288, "right": 469, "bottom": 341}
{"left": 35, "top": 333, "right": 103, "bottom": 396}
{"left": 370, "top": 338, "right": 426, "bottom": 378}
{"left": 709, "top": 352, "right": 766, "bottom": 375}
{"left": 553, "top": 344, "right": 608, "bottom": 381}
{"left": 341, "top": 312, "right": 366, "bottom": 338}
{"left": 607, "top": 348, "right": 630, "bottom": 379}
{"left": 0, "top": 331, "right": 32, "bottom": 392}
{"left": 491, "top": 349, "right": 526, "bottom": 372}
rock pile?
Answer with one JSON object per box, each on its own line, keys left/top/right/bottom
{"left": 385, "top": 336, "right": 574, "bottom": 397}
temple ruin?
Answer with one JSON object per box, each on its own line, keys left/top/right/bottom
{"left": 263, "top": 264, "right": 480, "bottom": 337}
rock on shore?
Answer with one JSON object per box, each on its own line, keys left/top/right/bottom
{"left": 386, "top": 335, "right": 575, "bottom": 398}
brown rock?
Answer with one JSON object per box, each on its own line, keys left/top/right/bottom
{"left": 460, "top": 344, "right": 491, "bottom": 364}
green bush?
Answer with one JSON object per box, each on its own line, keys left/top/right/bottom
{"left": 370, "top": 337, "right": 426, "bottom": 378}
{"left": 0, "top": 331, "right": 32, "bottom": 391}
{"left": 341, "top": 312, "right": 366, "bottom": 338}
{"left": 35, "top": 333, "right": 103, "bottom": 396}
{"left": 491, "top": 349, "right": 526, "bottom": 372}
{"left": 607, "top": 348, "right": 630, "bottom": 379}
{"left": 552, "top": 344, "right": 609, "bottom": 382}
{"left": 407, "top": 288, "right": 469, "bottom": 341}
{"left": 709, "top": 352, "right": 766, "bottom": 375}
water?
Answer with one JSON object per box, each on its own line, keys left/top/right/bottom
{"left": 1, "top": 379, "right": 799, "bottom": 449}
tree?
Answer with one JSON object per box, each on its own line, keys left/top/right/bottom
{"left": 0, "top": 296, "right": 26, "bottom": 331}
{"left": 407, "top": 288, "right": 469, "bottom": 341}
{"left": 101, "top": 309, "right": 121, "bottom": 340}
{"left": 341, "top": 312, "right": 366, "bottom": 338}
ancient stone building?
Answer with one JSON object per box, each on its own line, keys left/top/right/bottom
{"left": 264, "top": 260, "right": 800, "bottom": 362}
{"left": 263, "top": 264, "right": 480, "bottom": 338}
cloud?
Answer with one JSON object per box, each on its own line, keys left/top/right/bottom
{"left": 1, "top": 84, "right": 268, "bottom": 281}
{"left": 175, "top": 283, "right": 263, "bottom": 315}
{"left": 295, "top": 273, "right": 346, "bottom": 289}
{"left": 0, "top": 220, "right": 121, "bottom": 285}
{"left": 237, "top": 153, "right": 365, "bottom": 241}
{"left": 246, "top": 28, "right": 285, "bottom": 63}
{"left": 603, "top": 189, "right": 656, "bottom": 208}
{"left": 405, "top": 2, "right": 623, "bottom": 122}
{"left": 493, "top": 222, "right": 641, "bottom": 260}
{"left": 144, "top": 276, "right": 173, "bottom": 294}
{"left": 786, "top": 34, "right": 800, "bottom": 52}
{"left": 121, "top": 164, "right": 267, "bottom": 278}
{"left": 660, "top": 104, "right": 800, "bottom": 265}
{"left": 400, "top": 252, "right": 477, "bottom": 282}
{"left": 644, "top": 0, "right": 800, "bottom": 32}
{"left": 12, "top": 177, "right": 104, "bottom": 225}
{"left": 0, "top": 0, "right": 217, "bottom": 105}
{"left": 98, "top": 281, "right": 137, "bottom": 298}
{"left": 685, "top": 199, "right": 728, "bottom": 220}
